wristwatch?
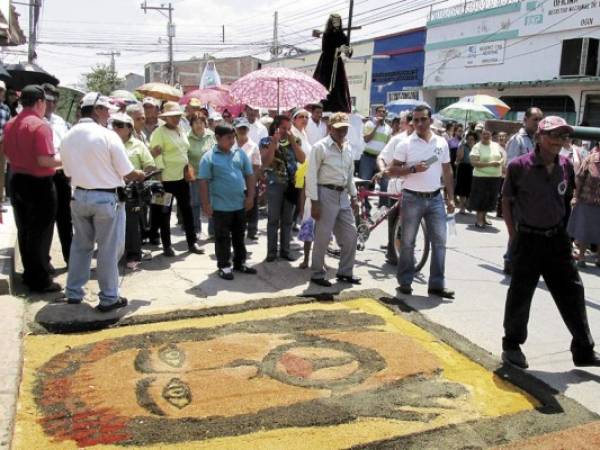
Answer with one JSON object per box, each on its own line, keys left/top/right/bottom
{"left": 410, "top": 166, "right": 417, "bottom": 174}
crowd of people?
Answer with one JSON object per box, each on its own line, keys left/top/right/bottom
{"left": 0, "top": 81, "right": 599, "bottom": 367}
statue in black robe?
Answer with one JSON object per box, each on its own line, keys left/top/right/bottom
{"left": 313, "top": 14, "right": 353, "bottom": 113}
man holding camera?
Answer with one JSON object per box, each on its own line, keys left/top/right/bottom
{"left": 60, "top": 93, "right": 145, "bottom": 312}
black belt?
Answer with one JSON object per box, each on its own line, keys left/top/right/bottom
{"left": 517, "top": 223, "right": 563, "bottom": 237}
{"left": 403, "top": 188, "right": 441, "bottom": 199}
{"left": 319, "top": 184, "right": 346, "bottom": 192}
{"left": 75, "top": 186, "right": 118, "bottom": 193}
{"left": 362, "top": 152, "right": 378, "bottom": 158}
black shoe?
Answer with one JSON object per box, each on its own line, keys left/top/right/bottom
{"left": 218, "top": 268, "right": 234, "bottom": 280}
{"left": 30, "top": 281, "right": 62, "bottom": 293}
{"left": 280, "top": 253, "right": 297, "bottom": 262}
{"left": 96, "top": 297, "right": 128, "bottom": 313}
{"left": 188, "top": 243, "right": 205, "bottom": 254}
{"left": 247, "top": 234, "right": 259, "bottom": 241}
{"left": 233, "top": 264, "right": 257, "bottom": 274}
{"left": 266, "top": 254, "right": 277, "bottom": 262}
{"left": 336, "top": 275, "right": 361, "bottom": 284}
{"left": 397, "top": 285, "right": 413, "bottom": 295}
{"left": 573, "top": 351, "right": 600, "bottom": 367}
{"left": 311, "top": 277, "right": 332, "bottom": 287}
{"left": 149, "top": 238, "right": 160, "bottom": 246}
{"left": 163, "top": 247, "right": 175, "bottom": 257}
{"left": 502, "top": 350, "right": 529, "bottom": 369}
{"left": 428, "top": 288, "right": 455, "bottom": 299}
{"left": 67, "top": 297, "right": 82, "bottom": 305}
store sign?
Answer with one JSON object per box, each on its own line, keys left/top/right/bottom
{"left": 519, "top": 0, "right": 599, "bottom": 36}
{"left": 387, "top": 90, "right": 419, "bottom": 102}
{"left": 465, "top": 40, "right": 506, "bottom": 66}
{"left": 372, "top": 69, "right": 418, "bottom": 83}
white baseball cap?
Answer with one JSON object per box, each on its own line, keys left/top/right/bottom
{"left": 142, "top": 97, "right": 161, "bottom": 107}
{"left": 0, "top": 80, "right": 6, "bottom": 91}
{"left": 110, "top": 112, "right": 133, "bottom": 126}
{"left": 81, "top": 92, "right": 118, "bottom": 111}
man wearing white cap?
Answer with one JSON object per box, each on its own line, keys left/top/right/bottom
{"left": 306, "top": 112, "right": 360, "bottom": 287}
{"left": 59, "top": 92, "right": 146, "bottom": 312}
{"left": 142, "top": 97, "right": 162, "bottom": 144}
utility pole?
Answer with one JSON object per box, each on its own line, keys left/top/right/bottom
{"left": 141, "top": 2, "right": 175, "bottom": 84}
{"left": 28, "top": 0, "right": 39, "bottom": 63}
{"left": 97, "top": 51, "right": 121, "bottom": 73}
{"left": 271, "top": 11, "right": 279, "bottom": 60}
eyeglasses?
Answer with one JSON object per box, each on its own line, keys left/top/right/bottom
{"left": 113, "top": 122, "right": 132, "bottom": 129}
{"left": 543, "top": 131, "right": 570, "bottom": 140}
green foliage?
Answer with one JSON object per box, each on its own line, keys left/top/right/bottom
{"left": 84, "top": 64, "right": 124, "bottom": 95}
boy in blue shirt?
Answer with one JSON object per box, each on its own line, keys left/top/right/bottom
{"left": 199, "top": 124, "right": 256, "bottom": 280}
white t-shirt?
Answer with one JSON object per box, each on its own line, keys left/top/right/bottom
{"left": 47, "top": 113, "right": 69, "bottom": 153}
{"left": 306, "top": 118, "right": 328, "bottom": 146}
{"left": 248, "top": 120, "right": 268, "bottom": 146}
{"left": 237, "top": 138, "right": 261, "bottom": 167}
{"left": 393, "top": 132, "right": 450, "bottom": 192}
{"left": 60, "top": 118, "right": 134, "bottom": 189}
{"left": 292, "top": 126, "right": 312, "bottom": 157}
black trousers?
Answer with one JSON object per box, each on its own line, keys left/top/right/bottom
{"left": 10, "top": 173, "right": 57, "bottom": 289}
{"left": 245, "top": 187, "right": 259, "bottom": 238}
{"left": 53, "top": 170, "right": 73, "bottom": 264}
{"left": 149, "top": 179, "right": 197, "bottom": 248}
{"left": 503, "top": 229, "right": 595, "bottom": 355}
{"left": 213, "top": 209, "right": 246, "bottom": 269}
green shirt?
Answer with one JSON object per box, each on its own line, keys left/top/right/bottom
{"left": 124, "top": 136, "right": 155, "bottom": 171}
{"left": 150, "top": 125, "right": 190, "bottom": 182}
{"left": 471, "top": 141, "right": 504, "bottom": 178}
{"left": 188, "top": 129, "right": 216, "bottom": 177}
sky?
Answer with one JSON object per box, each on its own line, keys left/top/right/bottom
{"left": 1, "top": 0, "right": 461, "bottom": 87}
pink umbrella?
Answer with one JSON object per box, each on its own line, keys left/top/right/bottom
{"left": 230, "top": 67, "right": 328, "bottom": 111}
{"left": 179, "top": 86, "right": 234, "bottom": 107}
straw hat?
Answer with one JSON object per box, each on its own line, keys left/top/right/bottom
{"left": 159, "top": 101, "right": 184, "bottom": 117}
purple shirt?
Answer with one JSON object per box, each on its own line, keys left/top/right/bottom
{"left": 502, "top": 149, "right": 574, "bottom": 228}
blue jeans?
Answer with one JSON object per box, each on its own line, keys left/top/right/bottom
{"left": 189, "top": 179, "right": 202, "bottom": 234}
{"left": 66, "top": 189, "right": 126, "bottom": 306}
{"left": 397, "top": 191, "right": 447, "bottom": 290}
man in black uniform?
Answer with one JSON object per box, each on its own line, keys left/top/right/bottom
{"left": 501, "top": 116, "right": 600, "bottom": 369}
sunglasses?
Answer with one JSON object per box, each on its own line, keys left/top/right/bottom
{"left": 113, "top": 122, "right": 132, "bottom": 129}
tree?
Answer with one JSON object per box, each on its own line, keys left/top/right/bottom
{"left": 84, "top": 64, "right": 124, "bottom": 95}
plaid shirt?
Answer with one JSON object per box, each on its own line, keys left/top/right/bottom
{"left": 0, "top": 103, "right": 11, "bottom": 138}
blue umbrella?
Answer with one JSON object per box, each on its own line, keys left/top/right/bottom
{"left": 385, "top": 99, "right": 430, "bottom": 114}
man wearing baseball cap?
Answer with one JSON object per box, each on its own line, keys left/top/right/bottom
{"left": 501, "top": 116, "right": 600, "bottom": 368}
{"left": 3, "top": 85, "right": 62, "bottom": 292}
{"left": 59, "top": 92, "right": 145, "bottom": 312}
{"left": 142, "top": 97, "right": 162, "bottom": 144}
{"left": 306, "top": 112, "right": 359, "bottom": 287}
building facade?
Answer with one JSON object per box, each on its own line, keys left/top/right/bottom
{"left": 145, "top": 56, "right": 261, "bottom": 92}
{"left": 423, "top": 0, "right": 600, "bottom": 125}
{"left": 371, "top": 28, "right": 426, "bottom": 110}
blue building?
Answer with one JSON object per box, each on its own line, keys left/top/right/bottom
{"left": 370, "top": 27, "right": 426, "bottom": 112}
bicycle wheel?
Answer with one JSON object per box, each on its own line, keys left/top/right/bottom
{"left": 393, "top": 217, "right": 430, "bottom": 272}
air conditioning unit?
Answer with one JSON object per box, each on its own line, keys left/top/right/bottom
{"left": 560, "top": 38, "right": 599, "bottom": 78}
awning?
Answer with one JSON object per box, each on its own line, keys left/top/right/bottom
{"left": 424, "top": 77, "right": 600, "bottom": 91}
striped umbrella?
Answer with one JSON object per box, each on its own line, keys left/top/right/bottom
{"left": 460, "top": 95, "right": 510, "bottom": 119}
{"left": 439, "top": 101, "right": 496, "bottom": 125}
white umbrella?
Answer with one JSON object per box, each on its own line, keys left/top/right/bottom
{"left": 438, "top": 101, "right": 496, "bottom": 125}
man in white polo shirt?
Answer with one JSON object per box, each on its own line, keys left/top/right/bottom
{"left": 360, "top": 105, "right": 391, "bottom": 181}
{"left": 60, "top": 92, "right": 145, "bottom": 312}
{"left": 389, "top": 105, "right": 455, "bottom": 298}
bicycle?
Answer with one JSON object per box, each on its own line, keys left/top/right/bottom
{"left": 354, "top": 178, "right": 430, "bottom": 272}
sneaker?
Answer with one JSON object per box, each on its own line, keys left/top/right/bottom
{"left": 141, "top": 251, "right": 153, "bottom": 261}
{"left": 218, "top": 267, "right": 234, "bottom": 280}
{"left": 96, "top": 297, "right": 128, "bottom": 313}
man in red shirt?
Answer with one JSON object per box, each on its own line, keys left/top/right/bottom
{"left": 4, "top": 85, "right": 62, "bottom": 292}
